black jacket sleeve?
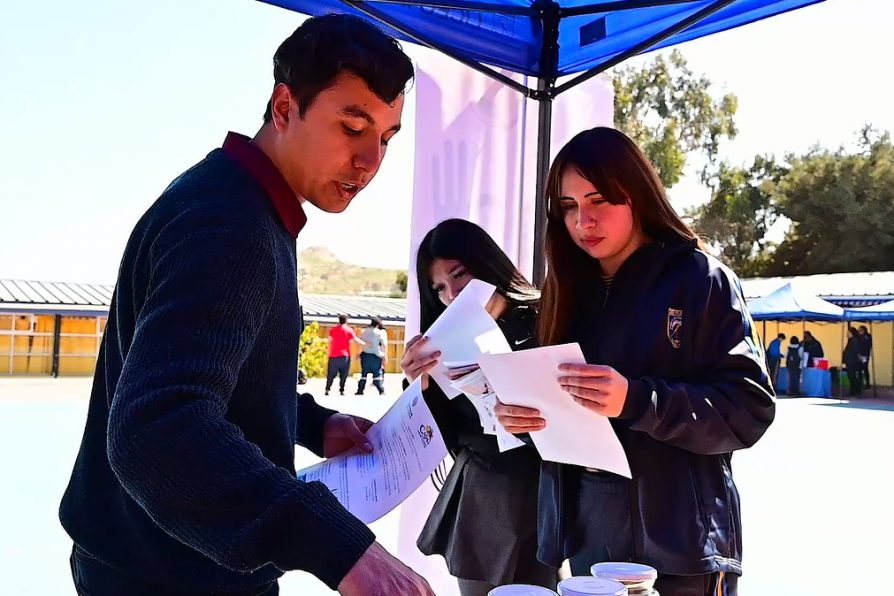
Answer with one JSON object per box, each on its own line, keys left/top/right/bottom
{"left": 619, "top": 264, "right": 776, "bottom": 455}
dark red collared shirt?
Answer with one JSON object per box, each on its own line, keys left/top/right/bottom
{"left": 222, "top": 132, "right": 307, "bottom": 238}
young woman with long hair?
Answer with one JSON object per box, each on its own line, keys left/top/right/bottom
{"left": 496, "top": 127, "right": 776, "bottom": 596}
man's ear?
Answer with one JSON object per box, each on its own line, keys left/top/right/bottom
{"left": 270, "top": 83, "right": 293, "bottom": 131}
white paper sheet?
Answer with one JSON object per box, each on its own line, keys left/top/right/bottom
{"left": 422, "top": 279, "right": 512, "bottom": 398}
{"left": 447, "top": 366, "right": 525, "bottom": 452}
{"left": 296, "top": 379, "right": 449, "bottom": 523}
{"left": 476, "top": 344, "right": 631, "bottom": 477}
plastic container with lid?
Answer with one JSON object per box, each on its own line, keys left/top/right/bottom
{"left": 591, "top": 562, "right": 659, "bottom": 595}
{"left": 488, "top": 585, "right": 559, "bottom": 596}
{"left": 557, "top": 576, "right": 628, "bottom": 596}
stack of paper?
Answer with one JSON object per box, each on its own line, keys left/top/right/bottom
{"left": 446, "top": 363, "right": 525, "bottom": 452}
{"left": 422, "top": 280, "right": 511, "bottom": 398}
{"left": 477, "top": 344, "right": 631, "bottom": 477}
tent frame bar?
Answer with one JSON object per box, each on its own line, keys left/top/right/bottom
{"left": 357, "top": 0, "right": 536, "bottom": 15}
{"left": 560, "top": 0, "right": 703, "bottom": 18}
{"left": 555, "top": 0, "right": 736, "bottom": 95}
{"left": 340, "top": 0, "right": 742, "bottom": 285}
{"left": 356, "top": 0, "right": 700, "bottom": 17}
{"left": 343, "top": 0, "right": 737, "bottom": 101}
{"left": 343, "top": 0, "right": 536, "bottom": 97}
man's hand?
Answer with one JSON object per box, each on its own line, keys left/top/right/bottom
{"left": 339, "top": 542, "right": 434, "bottom": 596}
{"left": 322, "top": 414, "right": 374, "bottom": 458}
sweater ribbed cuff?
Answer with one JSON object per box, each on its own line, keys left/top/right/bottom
{"left": 296, "top": 393, "right": 338, "bottom": 457}
{"left": 276, "top": 482, "right": 376, "bottom": 589}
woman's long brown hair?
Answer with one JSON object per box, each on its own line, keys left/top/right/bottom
{"left": 537, "top": 127, "right": 702, "bottom": 346}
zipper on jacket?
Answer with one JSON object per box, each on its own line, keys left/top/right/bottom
{"left": 555, "top": 465, "right": 564, "bottom": 559}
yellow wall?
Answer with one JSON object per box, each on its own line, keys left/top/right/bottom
{"left": 2, "top": 314, "right": 54, "bottom": 374}
{"left": 1, "top": 314, "right": 104, "bottom": 375}
{"left": 58, "top": 316, "right": 103, "bottom": 375}
{"left": 3, "top": 309, "right": 892, "bottom": 386}
{"left": 757, "top": 320, "right": 893, "bottom": 386}
{"left": 2, "top": 312, "right": 409, "bottom": 378}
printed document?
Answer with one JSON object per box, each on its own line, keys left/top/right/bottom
{"left": 297, "top": 379, "right": 449, "bottom": 523}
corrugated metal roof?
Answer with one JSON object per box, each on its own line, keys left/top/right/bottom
{"left": 300, "top": 294, "right": 406, "bottom": 322}
{"left": 0, "top": 280, "right": 110, "bottom": 306}
{"left": 6, "top": 272, "right": 893, "bottom": 320}
{"left": 0, "top": 280, "right": 407, "bottom": 323}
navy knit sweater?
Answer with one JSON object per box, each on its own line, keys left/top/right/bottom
{"left": 59, "top": 147, "right": 375, "bottom": 592}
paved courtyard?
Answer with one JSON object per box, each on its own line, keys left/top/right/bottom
{"left": 2, "top": 375, "right": 893, "bottom": 595}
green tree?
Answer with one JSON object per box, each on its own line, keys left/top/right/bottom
{"left": 689, "top": 156, "right": 785, "bottom": 276}
{"left": 395, "top": 271, "right": 408, "bottom": 296}
{"left": 613, "top": 49, "right": 738, "bottom": 187}
{"left": 298, "top": 321, "right": 328, "bottom": 378}
{"left": 765, "top": 128, "right": 894, "bottom": 275}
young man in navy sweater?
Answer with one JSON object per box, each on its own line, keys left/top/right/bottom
{"left": 59, "top": 15, "right": 433, "bottom": 596}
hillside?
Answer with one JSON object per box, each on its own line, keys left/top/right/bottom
{"left": 298, "top": 246, "right": 406, "bottom": 296}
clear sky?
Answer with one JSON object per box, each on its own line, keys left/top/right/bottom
{"left": 2, "top": 0, "right": 891, "bottom": 283}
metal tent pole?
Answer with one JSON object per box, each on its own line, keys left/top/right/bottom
{"left": 531, "top": 1, "right": 560, "bottom": 287}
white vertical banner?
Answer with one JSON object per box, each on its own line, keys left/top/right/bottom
{"left": 398, "top": 49, "right": 613, "bottom": 594}
{"left": 405, "top": 49, "right": 531, "bottom": 341}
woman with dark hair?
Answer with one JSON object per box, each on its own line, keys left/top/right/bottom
{"left": 843, "top": 327, "right": 864, "bottom": 396}
{"left": 495, "top": 127, "right": 775, "bottom": 596}
{"left": 400, "top": 218, "right": 557, "bottom": 596}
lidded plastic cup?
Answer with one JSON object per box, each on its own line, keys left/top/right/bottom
{"left": 488, "top": 586, "right": 559, "bottom": 596}
{"left": 591, "top": 562, "right": 658, "bottom": 594}
{"left": 557, "top": 576, "right": 627, "bottom": 596}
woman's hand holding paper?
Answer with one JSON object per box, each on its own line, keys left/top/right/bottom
{"left": 494, "top": 400, "right": 545, "bottom": 434}
{"left": 400, "top": 334, "right": 441, "bottom": 390}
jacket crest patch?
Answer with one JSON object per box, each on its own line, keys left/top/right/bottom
{"left": 667, "top": 308, "right": 683, "bottom": 349}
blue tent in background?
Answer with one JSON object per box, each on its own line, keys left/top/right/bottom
{"left": 258, "top": 0, "right": 827, "bottom": 282}
{"left": 844, "top": 299, "right": 894, "bottom": 321}
{"left": 842, "top": 299, "right": 892, "bottom": 398}
{"left": 748, "top": 282, "right": 843, "bottom": 321}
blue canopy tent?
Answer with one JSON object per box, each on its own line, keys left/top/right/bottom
{"left": 843, "top": 300, "right": 894, "bottom": 397}
{"left": 844, "top": 299, "right": 894, "bottom": 322}
{"left": 749, "top": 282, "right": 843, "bottom": 398}
{"left": 259, "top": 0, "right": 826, "bottom": 283}
{"left": 748, "top": 282, "right": 843, "bottom": 322}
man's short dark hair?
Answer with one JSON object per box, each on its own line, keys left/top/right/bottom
{"left": 778, "top": 333, "right": 786, "bottom": 340}
{"left": 370, "top": 317, "right": 383, "bottom": 329}
{"left": 338, "top": 314, "right": 348, "bottom": 325}
{"left": 263, "top": 14, "right": 414, "bottom": 122}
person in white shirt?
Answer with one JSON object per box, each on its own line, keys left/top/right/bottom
{"left": 356, "top": 318, "right": 388, "bottom": 395}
